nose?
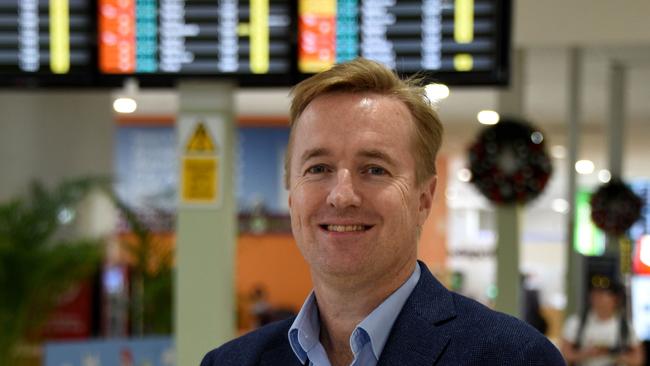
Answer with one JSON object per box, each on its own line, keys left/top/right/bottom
{"left": 326, "top": 169, "right": 361, "bottom": 208}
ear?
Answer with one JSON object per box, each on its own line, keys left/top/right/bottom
{"left": 418, "top": 175, "right": 437, "bottom": 226}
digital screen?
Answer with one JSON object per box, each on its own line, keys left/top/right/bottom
{"left": 0, "top": 0, "right": 511, "bottom": 86}
{"left": 0, "top": 0, "right": 93, "bottom": 76}
{"left": 298, "top": 0, "right": 510, "bottom": 85}
{"left": 631, "top": 276, "right": 650, "bottom": 341}
{"left": 98, "top": 0, "right": 292, "bottom": 75}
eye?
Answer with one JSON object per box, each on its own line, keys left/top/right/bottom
{"left": 365, "top": 166, "right": 387, "bottom": 176}
{"left": 305, "top": 164, "right": 329, "bottom": 175}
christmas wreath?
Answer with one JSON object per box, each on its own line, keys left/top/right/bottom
{"left": 590, "top": 180, "right": 643, "bottom": 236}
{"left": 468, "top": 118, "right": 553, "bottom": 205}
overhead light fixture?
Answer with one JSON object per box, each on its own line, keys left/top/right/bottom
{"left": 477, "top": 110, "right": 499, "bottom": 125}
{"left": 551, "top": 198, "right": 569, "bottom": 214}
{"left": 457, "top": 168, "right": 472, "bottom": 182}
{"left": 530, "top": 131, "right": 544, "bottom": 144}
{"left": 424, "top": 83, "right": 450, "bottom": 102}
{"left": 113, "top": 97, "right": 137, "bottom": 113}
{"left": 113, "top": 77, "right": 138, "bottom": 114}
{"left": 445, "top": 187, "right": 459, "bottom": 201}
{"left": 598, "top": 169, "right": 612, "bottom": 183}
{"left": 551, "top": 145, "right": 566, "bottom": 159}
{"left": 575, "top": 160, "right": 595, "bottom": 175}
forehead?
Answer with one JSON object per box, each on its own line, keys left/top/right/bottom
{"left": 591, "top": 288, "right": 618, "bottom": 297}
{"left": 292, "top": 92, "right": 415, "bottom": 148}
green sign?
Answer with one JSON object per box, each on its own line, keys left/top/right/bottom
{"left": 574, "top": 189, "right": 606, "bottom": 256}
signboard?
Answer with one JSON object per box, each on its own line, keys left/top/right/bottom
{"left": 1, "top": 0, "right": 511, "bottom": 86}
{"left": 631, "top": 275, "right": 650, "bottom": 341}
{"left": 178, "top": 116, "right": 224, "bottom": 207}
{"left": 574, "top": 189, "right": 606, "bottom": 256}
{"left": 98, "top": 0, "right": 292, "bottom": 75}
{"left": 44, "top": 337, "right": 174, "bottom": 366}
{"left": 297, "top": 0, "right": 511, "bottom": 85}
{"left": 0, "top": 0, "right": 94, "bottom": 82}
{"left": 633, "top": 235, "right": 650, "bottom": 275}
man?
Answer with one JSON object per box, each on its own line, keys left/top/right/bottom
{"left": 560, "top": 278, "right": 645, "bottom": 366}
{"left": 202, "top": 58, "right": 565, "bottom": 365}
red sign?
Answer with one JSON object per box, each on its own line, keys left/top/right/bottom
{"left": 633, "top": 235, "right": 650, "bottom": 275}
{"left": 41, "top": 282, "right": 93, "bottom": 340}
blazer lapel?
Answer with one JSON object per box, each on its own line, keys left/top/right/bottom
{"left": 259, "top": 342, "right": 304, "bottom": 366}
{"left": 378, "top": 262, "right": 457, "bottom": 366}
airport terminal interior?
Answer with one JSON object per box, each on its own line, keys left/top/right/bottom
{"left": 1, "top": 0, "right": 649, "bottom": 365}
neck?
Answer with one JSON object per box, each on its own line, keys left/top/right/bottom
{"left": 594, "top": 309, "right": 617, "bottom": 320}
{"left": 312, "top": 259, "right": 417, "bottom": 364}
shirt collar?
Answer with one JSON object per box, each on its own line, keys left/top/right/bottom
{"left": 358, "top": 262, "right": 421, "bottom": 359}
{"left": 288, "top": 292, "right": 320, "bottom": 364}
{"left": 288, "top": 262, "right": 421, "bottom": 363}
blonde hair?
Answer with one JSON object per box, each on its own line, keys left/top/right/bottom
{"left": 284, "top": 58, "right": 443, "bottom": 189}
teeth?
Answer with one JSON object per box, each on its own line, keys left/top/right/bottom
{"left": 327, "top": 225, "right": 366, "bottom": 232}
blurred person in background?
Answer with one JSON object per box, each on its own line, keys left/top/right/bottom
{"left": 201, "top": 58, "right": 564, "bottom": 365}
{"left": 249, "top": 285, "right": 273, "bottom": 328}
{"left": 561, "top": 278, "right": 645, "bottom": 366}
{"left": 521, "top": 273, "right": 549, "bottom": 335}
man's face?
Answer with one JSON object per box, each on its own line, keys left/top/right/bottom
{"left": 287, "top": 92, "right": 436, "bottom": 283}
{"left": 590, "top": 289, "right": 619, "bottom": 318}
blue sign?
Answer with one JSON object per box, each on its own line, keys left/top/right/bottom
{"left": 44, "top": 337, "right": 174, "bottom": 366}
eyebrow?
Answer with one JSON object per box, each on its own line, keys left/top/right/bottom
{"left": 299, "top": 147, "right": 332, "bottom": 167}
{"left": 358, "top": 149, "right": 398, "bottom": 168}
{"left": 298, "top": 147, "right": 398, "bottom": 167}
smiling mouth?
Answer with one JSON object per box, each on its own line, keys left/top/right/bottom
{"left": 320, "top": 224, "right": 373, "bottom": 232}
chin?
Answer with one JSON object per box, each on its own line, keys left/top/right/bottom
{"left": 317, "top": 258, "right": 369, "bottom": 278}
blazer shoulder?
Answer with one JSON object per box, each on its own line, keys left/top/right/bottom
{"left": 448, "top": 292, "right": 565, "bottom": 365}
{"left": 200, "top": 317, "right": 295, "bottom": 366}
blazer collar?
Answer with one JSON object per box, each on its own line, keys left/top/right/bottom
{"left": 377, "top": 261, "right": 457, "bottom": 366}
{"left": 260, "top": 345, "right": 304, "bottom": 366}
{"left": 259, "top": 262, "right": 457, "bottom": 366}
{"left": 258, "top": 318, "right": 305, "bottom": 366}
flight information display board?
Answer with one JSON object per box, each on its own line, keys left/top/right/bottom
{"left": 98, "top": 0, "right": 292, "bottom": 76}
{"left": 0, "top": 0, "right": 510, "bottom": 87}
{"left": 298, "top": 0, "right": 510, "bottom": 85}
{"left": 0, "top": 0, "right": 93, "bottom": 77}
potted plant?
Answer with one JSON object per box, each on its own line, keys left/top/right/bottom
{"left": 0, "top": 178, "right": 104, "bottom": 365}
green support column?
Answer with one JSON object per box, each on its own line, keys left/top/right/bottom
{"left": 565, "top": 47, "right": 584, "bottom": 316}
{"left": 175, "top": 82, "right": 237, "bottom": 366}
{"left": 495, "top": 49, "right": 524, "bottom": 317}
{"left": 494, "top": 205, "right": 521, "bottom": 316}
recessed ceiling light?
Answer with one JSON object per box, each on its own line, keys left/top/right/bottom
{"left": 598, "top": 169, "right": 611, "bottom": 183}
{"left": 457, "top": 168, "right": 472, "bottom": 182}
{"left": 551, "top": 145, "right": 566, "bottom": 159}
{"left": 477, "top": 110, "right": 499, "bottom": 125}
{"left": 113, "top": 97, "right": 137, "bottom": 113}
{"left": 551, "top": 198, "right": 569, "bottom": 214}
{"left": 575, "top": 160, "right": 595, "bottom": 175}
{"left": 425, "top": 83, "right": 450, "bottom": 101}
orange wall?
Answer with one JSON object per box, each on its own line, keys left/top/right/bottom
{"left": 236, "top": 234, "right": 312, "bottom": 308}
{"left": 418, "top": 155, "right": 448, "bottom": 277}
{"left": 235, "top": 234, "right": 312, "bottom": 329}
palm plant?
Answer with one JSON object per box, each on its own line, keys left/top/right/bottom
{"left": 111, "top": 195, "right": 173, "bottom": 336}
{"left": 0, "top": 178, "right": 104, "bottom": 365}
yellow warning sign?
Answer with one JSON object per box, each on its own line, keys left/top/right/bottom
{"left": 181, "top": 156, "right": 219, "bottom": 202}
{"left": 186, "top": 122, "right": 217, "bottom": 153}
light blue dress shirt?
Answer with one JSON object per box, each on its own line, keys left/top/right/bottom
{"left": 288, "top": 263, "right": 421, "bottom": 366}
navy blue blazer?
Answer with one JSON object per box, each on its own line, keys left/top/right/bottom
{"left": 201, "top": 263, "right": 566, "bottom": 365}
